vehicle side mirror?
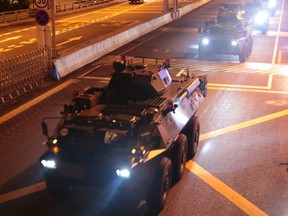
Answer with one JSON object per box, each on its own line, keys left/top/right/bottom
{"left": 41, "top": 121, "right": 48, "bottom": 137}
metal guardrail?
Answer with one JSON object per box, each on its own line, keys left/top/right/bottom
{"left": 0, "top": 0, "right": 117, "bottom": 106}
{"left": 127, "top": 56, "right": 166, "bottom": 66}
{"left": 0, "top": 0, "right": 114, "bottom": 24}
{"left": 0, "top": 9, "right": 33, "bottom": 23}
{"left": 0, "top": 48, "right": 51, "bottom": 104}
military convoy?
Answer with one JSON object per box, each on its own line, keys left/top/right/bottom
{"left": 39, "top": 57, "right": 207, "bottom": 214}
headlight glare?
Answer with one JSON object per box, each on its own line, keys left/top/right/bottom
{"left": 41, "top": 159, "right": 56, "bottom": 169}
{"left": 231, "top": 40, "right": 238, "bottom": 46}
{"left": 202, "top": 38, "right": 209, "bottom": 45}
{"left": 267, "top": 0, "right": 276, "bottom": 8}
{"left": 254, "top": 11, "right": 269, "bottom": 24}
{"left": 116, "top": 168, "right": 130, "bottom": 178}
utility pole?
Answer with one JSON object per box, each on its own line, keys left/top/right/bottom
{"left": 51, "top": 0, "right": 57, "bottom": 59}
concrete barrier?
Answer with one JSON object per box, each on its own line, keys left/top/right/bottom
{"left": 54, "top": 0, "right": 211, "bottom": 78}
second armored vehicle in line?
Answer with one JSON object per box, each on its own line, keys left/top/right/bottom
{"left": 198, "top": 20, "right": 253, "bottom": 62}
{"left": 198, "top": 5, "right": 253, "bottom": 63}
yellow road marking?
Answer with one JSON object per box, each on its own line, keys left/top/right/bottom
{"left": 0, "top": 79, "right": 78, "bottom": 125}
{"left": 209, "top": 82, "right": 267, "bottom": 89}
{"left": 208, "top": 86, "right": 288, "bottom": 94}
{"left": 0, "top": 35, "right": 22, "bottom": 43}
{"left": 186, "top": 161, "right": 268, "bottom": 216}
{"left": 200, "top": 109, "right": 288, "bottom": 141}
{"left": 278, "top": 50, "right": 282, "bottom": 64}
{"left": 208, "top": 73, "right": 273, "bottom": 90}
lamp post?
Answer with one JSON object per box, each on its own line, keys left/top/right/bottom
{"left": 51, "top": 0, "right": 57, "bottom": 59}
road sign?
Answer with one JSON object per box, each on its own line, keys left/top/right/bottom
{"left": 34, "top": 0, "right": 48, "bottom": 8}
{"left": 35, "top": 10, "right": 49, "bottom": 26}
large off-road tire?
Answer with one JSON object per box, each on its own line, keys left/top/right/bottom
{"left": 172, "top": 134, "right": 188, "bottom": 183}
{"left": 261, "top": 21, "right": 269, "bottom": 35}
{"left": 261, "top": 26, "right": 268, "bottom": 35}
{"left": 147, "top": 157, "right": 172, "bottom": 215}
{"left": 198, "top": 46, "right": 206, "bottom": 60}
{"left": 198, "top": 51, "right": 205, "bottom": 60}
{"left": 239, "top": 44, "right": 247, "bottom": 63}
{"left": 45, "top": 173, "right": 70, "bottom": 197}
{"left": 248, "top": 35, "right": 253, "bottom": 55}
{"left": 183, "top": 116, "right": 200, "bottom": 159}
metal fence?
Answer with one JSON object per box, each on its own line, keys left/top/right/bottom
{"left": 0, "top": 48, "right": 51, "bottom": 104}
{"left": 0, "top": 0, "right": 114, "bottom": 24}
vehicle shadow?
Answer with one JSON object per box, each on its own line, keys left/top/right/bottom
{"left": 54, "top": 187, "right": 150, "bottom": 216}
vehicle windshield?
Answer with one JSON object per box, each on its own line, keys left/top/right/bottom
{"left": 207, "top": 26, "right": 238, "bottom": 35}
{"left": 57, "top": 126, "right": 136, "bottom": 149}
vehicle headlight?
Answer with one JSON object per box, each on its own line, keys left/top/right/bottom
{"left": 231, "top": 40, "right": 238, "bottom": 46}
{"left": 41, "top": 159, "right": 56, "bottom": 169}
{"left": 267, "top": 0, "right": 277, "bottom": 8}
{"left": 254, "top": 11, "right": 269, "bottom": 24}
{"left": 201, "top": 38, "right": 209, "bottom": 45}
{"left": 116, "top": 168, "right": 130, "bottom": 178}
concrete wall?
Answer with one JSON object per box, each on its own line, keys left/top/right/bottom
{"left": 54, "top": 0, "right": 211, "bottom": 78}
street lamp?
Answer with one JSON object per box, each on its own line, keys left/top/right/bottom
{"left": 51, "top": 0, "right": 57, "bottom": 59}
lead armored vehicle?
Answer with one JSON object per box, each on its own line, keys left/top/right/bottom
{"left": 39, "top": 57, "right": 207, "bottom": 214}
{"left": 198, "top": 10, "right": 253, "bottom": 63}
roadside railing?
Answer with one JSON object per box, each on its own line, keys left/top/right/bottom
{"left": 0, "top": 0, "right": 114, "bottom": 24}
{"left": 0, "top": 48, "right": 51, "bottom": 104}
{"left": 0, "top": 9, "right": 34, "bottom": 23}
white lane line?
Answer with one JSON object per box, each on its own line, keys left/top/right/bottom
{"left": 272, "top": 0, "right": 285, "bottom": 65}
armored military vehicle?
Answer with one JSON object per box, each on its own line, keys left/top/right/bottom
{"left": 39, "top": 57, "right": 207, "bottom": 214}
{"left": 128, "top": 0, "right": 144, "bottom": 4}
{"left": 198, "top": 10, "right": 253, "bottom": 63}
{"left": 243, "top": 0, "right": 270, "bottom": 34}
{"left": 263, "top": 0, "right": 277, "bottom": 16}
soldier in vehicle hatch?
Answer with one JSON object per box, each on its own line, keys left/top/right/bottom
{"left": 112, "top": 56, "right": 127, "bottom": 73}
{"left": 217, "top": 7, "right": 243, "bottom": 27}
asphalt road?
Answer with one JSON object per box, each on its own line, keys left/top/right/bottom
{"left": 1, "top": 0, "right": 288, "bottom": 215}
{"left": 0, "top": 0, "right": 187, "bottom": 60}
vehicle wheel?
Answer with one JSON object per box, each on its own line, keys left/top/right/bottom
{"left": 198, "top": 51, "right": 206, "bottom": 60}
{"left": 198, "top": 46, "right": 206, "bottom": 60}
{"left": 248, "top": 36, "right": 253, "bottom": 55}
{"left": 198, "top": 52, "right": 204, "bottom": 60}
{"left": 239, "top": 45, "right": 247, "bottom": 63}
{"left": 45, "top": 173, "right": 70, "bottom": 197}
{"left": 261, "top": 27, "right": 268, "bottom": 34}
{"left": 172, "top": 134, "right": 188, "bottom": 183}
{"left": 183, "top": 116, "right": 200, "bottom": 159}
{"left": 147, "top": 157, "right": 172, "bottom": 215}
{"left": 261, "top": 22, "right": 269, "bottom": 34}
